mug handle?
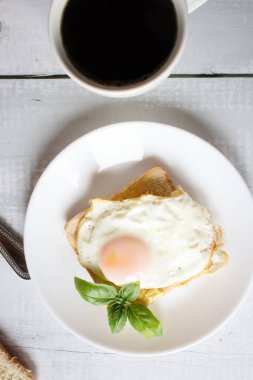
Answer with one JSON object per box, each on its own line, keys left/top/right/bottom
{"left": 187, "top": 0, "right": 208, "bottom": 13}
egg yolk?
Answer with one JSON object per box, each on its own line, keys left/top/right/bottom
{"left": 99, "top": 236, "right": 151, "bottom": 285}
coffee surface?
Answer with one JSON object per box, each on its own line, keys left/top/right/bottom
{"left": 61, "top": 0, "right": 178, "bottom": 86}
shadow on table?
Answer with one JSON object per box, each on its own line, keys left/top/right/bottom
{"left": 27, "top": 104, "right": 217, "bottom": 209}
{"left": 37, "top": 103, "right": 214, "bottom": 166}
{"left": 30, "top": 104, "right": 216, "bottom": 217}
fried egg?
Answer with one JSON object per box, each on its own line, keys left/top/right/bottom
{"left": 77, "top": 192, "right": 215, "bottom": 289}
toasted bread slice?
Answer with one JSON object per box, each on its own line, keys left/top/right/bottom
{"left": 0, "top": 343, "right": 35, "bottom": 380}
{"left": 65, "top": 167, "right": 227, "bottom": 306}
{"left": 65, "top": 211, "right": 86, "bottom": 253}
{"left": 111, "top": 166, "right": 176, "bottom": 200}
{"left": 65, "top": 167, "right": 175, "bottom": 253}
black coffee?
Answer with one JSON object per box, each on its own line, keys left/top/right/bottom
{"left": 61, "top": 0, "right": 178, "bottom": 87}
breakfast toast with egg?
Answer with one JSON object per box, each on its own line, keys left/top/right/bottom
{"left": 65, "top": 167, "right": 228, "bottom": 306}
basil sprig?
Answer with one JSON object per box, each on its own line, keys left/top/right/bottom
{"left": 74, "top": 277, "right": 163, "bottom": 338}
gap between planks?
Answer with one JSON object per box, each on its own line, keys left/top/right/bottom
{"left": 0, "top": 74, "right": 253, "bottom": 80}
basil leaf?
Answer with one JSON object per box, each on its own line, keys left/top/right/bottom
{"left": 74, "top": 277, "right": 117, "bottom": 305}
{"left": 107, "top": 301, "right": 128, "bottom": 334}
{"left": 118, "top": 282, "right": 140, "bottom": 302}
{"left": 127, "top": 304, "right": 163, "bottom": 338}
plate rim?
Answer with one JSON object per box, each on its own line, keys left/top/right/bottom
{"left": 24, "top": 121, "right": 253, "bottom": 356}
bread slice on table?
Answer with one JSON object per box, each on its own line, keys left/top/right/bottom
{"left": 0, "top": 343, "right": 34, "bottom": 380}
{"left": 65, "top": 167, "right": 227, "bottom": 306}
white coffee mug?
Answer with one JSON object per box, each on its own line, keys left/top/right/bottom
{"left": 49, "top": 0, "right": 188, "bottom": 98}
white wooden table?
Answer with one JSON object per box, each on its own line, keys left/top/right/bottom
{"left": 1, "top": 1, "right": 253, "bottom": 379}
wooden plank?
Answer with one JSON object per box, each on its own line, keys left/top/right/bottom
{"left": 0, "top": 1, "right": 253, "bottom": 75}
{"left": 0, "top": 77, "right": 253, "bottom": 379}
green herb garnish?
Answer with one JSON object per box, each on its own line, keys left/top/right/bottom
{"left": 74, "top": 277, "right": 163, "bottom": 338}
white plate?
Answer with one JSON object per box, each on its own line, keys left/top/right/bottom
{"left": 24, "top": 122, "right": 253, "bottom": 355}
{"left": 188, "top": 0, "right": 208, "bottom": 13}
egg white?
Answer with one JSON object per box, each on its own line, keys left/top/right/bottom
{"left": 77, "top": 193, "right": 214, "bottom": 289}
